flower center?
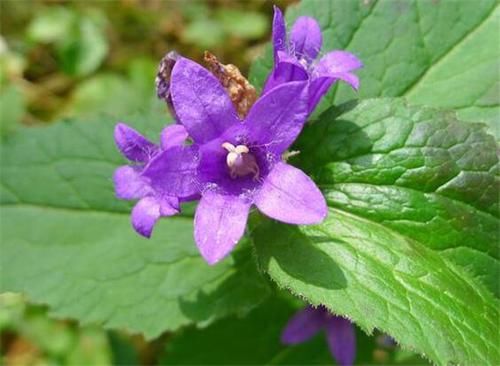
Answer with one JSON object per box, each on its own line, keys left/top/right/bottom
{"left": 221, "top": 142, "right": 259, "bottom": 180}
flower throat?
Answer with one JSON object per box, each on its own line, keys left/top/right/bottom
{"left": 222, "top": 142, "right": 259, "bottom": 180}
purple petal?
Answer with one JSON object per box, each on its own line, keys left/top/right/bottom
{"left": 315, "top": 50, "right": 363, "bottom": 75}
{"left": 246, "top": 81, "right": 308, "bottom": 155}
{"left": 194, "top": 191, "right": 251, "bottom": 265}
{"left": 159, "top": 195, "right": 181, "bottom": 216}
{"left": 281, "top": 306, "right": 325, "bottom": 344}
{"left": 113, "top": 166, "right": 150, "bottom": 200}
{"left": 308, "top": 77, "right": 335, "bottom": 113}
{"left": 307, "top": 51, "right": 362, "bottom": 113}
{"left": 325, "top": 316, "right": 356, "bottom": 366}
{"left": 114, "top": 123, "right": 158, "bottom": 162}
{"left": 160, "top": 124, "right": 189, "bottom": 150}
{"left": 272, "top": 6, "right": 287, "bottom": 61}
{"left": 142, "top": 145, "right": 200, "bottom": 199}
{"left": 332, "top": 73, "right": 360, "bottom": 90}
{"left": 131, "top": 196, "right": 180, "bottom": 238}
{"left": 262, "top": 51, "right": 309, "bottom": 94}
{"left": 255, "top": 162, "right": 327, "bottom": 225}
{"left": 290, "top": 16, "right": 322, "bottom": 61}
{"left": 308, "top": 73, "right": 360, "bottom": 113}
{"left": 170, "top": 57, "right": 239, "bottom": 143}
{"left": 131, "top": 196, "right": 161, "bottom": 238}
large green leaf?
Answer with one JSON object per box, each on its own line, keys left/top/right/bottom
{"left": 294, "top": 98, "right": 499, "bottom": 296}
{"left": 252, "top": 99, "right": 499, "bottom": 365}
{"left": 0, "top": 112, "right": 269, "bottom": 339}
{"left": 250, "top": 0, "right": 499, "bottom": 136}
{"left": 253, "top": 211, "right": 499, "bottom": 366}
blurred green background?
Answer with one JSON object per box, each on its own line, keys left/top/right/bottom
{"left": 0, "top": 0, "right": 293, "bottom": 129}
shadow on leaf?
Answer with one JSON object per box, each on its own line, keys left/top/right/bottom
{"left": 291, "top": 99, "right": 374, "bottom": 174}
{"left": 177, "top": 246, "right": 270, "bottom": 323}
{"left": 252, "top": 217, "right": 347, "bottom": 290}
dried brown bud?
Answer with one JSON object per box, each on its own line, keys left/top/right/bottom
{"left": 204, "top": 51, "right": 257, "bottom": 119}
{"left": 156, "top": 51, "right": 179, "bottom": 120}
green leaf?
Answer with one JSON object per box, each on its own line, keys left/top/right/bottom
{"left": 0, "top": 85, "right": 25, "bottom": 137}
{"left": 294, "top": 98, "right": 499, "bottom": 296}
{"left": 250, "top": 0, "right": 499, "bottom": 136}
{"left": 403, "top": 4, "right": 499, "bottom": 135}
{"left": 252, "top": 98, "right": 499, "bottom": 365}
{"left": 0, "top": 115, "right": 269, "bottom": 339}
{"left": 253, "top": 212, "right": 498, "bottom": 366}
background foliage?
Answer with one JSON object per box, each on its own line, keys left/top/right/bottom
{"left": 1, "top": 0, "right": 498, "bottom": 365}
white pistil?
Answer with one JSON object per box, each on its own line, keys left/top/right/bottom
{"left": 222, "top": 142, "right": 259, "bottom": 180}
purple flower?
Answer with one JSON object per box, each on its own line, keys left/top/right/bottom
{"left": 264, "top": 6, "right": 363, "bottom": 113}
{"left": 282, "top": 306, "right": 356, "bottom": 366}
{"left": 113, "top": 122, "right": 190, "bottom": 237}
{"left": 142, "top": 57, "right": 328, "bottom": 264}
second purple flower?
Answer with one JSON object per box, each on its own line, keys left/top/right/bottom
{"left": 264, "top": 6, "right": 363, "bottom": 113}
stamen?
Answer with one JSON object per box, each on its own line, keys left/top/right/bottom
{"left": 234, "top": 145, "right": 249, "bottom": 154}
{"left": 221, "top": 142, "right": 259, "bottom": 180}
{"left": 222, "top": 142, "right": 236, "bottom": 152}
